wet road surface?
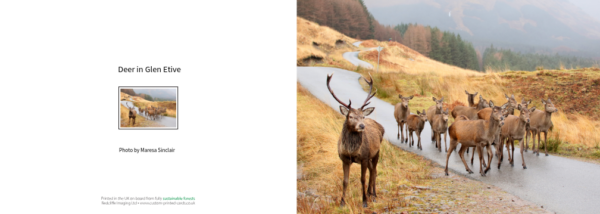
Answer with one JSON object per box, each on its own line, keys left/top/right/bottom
{"left": 297, "top": 66, "right": 600, "bottom": 214}
{"left": 343, "top": 41, "right": 375, "bottom": 69}
{"left": 120, "top": 100, "right": 176, "bottom": 127}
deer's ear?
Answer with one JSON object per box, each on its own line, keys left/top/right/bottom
{"left": 399, "top": 94, "right": 402, "bottom": 99}
{"left": 511, "top": 94, "right": 515, "bottom": 99}
{"left": 541, "top": 99, "right": 546, "bottom": 105}
{"left": 527, "top": 99, "right": 532, "bottom": 105}
{"left": 432, "top": 97, "right": 437, "bottom": 101}
{"left": 474, "top": 92, "right": 478, "bottom": 96}
{"left": 517, "top": 104, "right": 522, "bottom": 110}
{"left": 440, "top": 97, "right": 444, "bottom": 102}
{"left": 465, "top": 90, "right": 469, "bottom": 95}
{"left": 479, "top": 95, "right": 483, "bottom": 100}
{"left": 409, "top": 95, "right": 414, "bottom": 100}
{"left": 489, "top": 100, "right": 495, "bottom": 108}
{"left": 530, "top": 107, "right": 536, "bottom": 112}
{"left": 505, "top": 94, "right": 509, "bottom": 100}
{"left": 417, "top": 110, "right": 421, "bottom": 114}
{"left": 362, "top": 107, "right": 375, "bottom": 116}
{"left": 340, "top": 106, "right": 349, "bottom": 116}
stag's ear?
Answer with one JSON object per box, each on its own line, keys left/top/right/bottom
{"left": 362, "top": 107, "right": 375, "bottom": 116}
{"left": 409, "top": 95, "right": 414, "bottom": 100}
{"left": 340, "top": 106, "right": 349, "bottom": 116}
{"left": 530, "top": 107, "right": 536, "bottom": 112}
{"left": 432, "top": 97, "right": 437, "bottom": 101}
{"left": 489, "top": 100, "right": 495, "bottom": 108}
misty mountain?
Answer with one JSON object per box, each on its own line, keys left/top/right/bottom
{"left": 368, "top": 0, "right": 600, "bottom": 57}
{"left": 133, "top": 89, "right": 177, "bottom": 101}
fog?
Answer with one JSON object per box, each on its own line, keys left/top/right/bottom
{"left": 364, "top": 0, "right": 600, "bottom": 57}
{"left": 133, "top": 89, "right": 177, "bottom": 101}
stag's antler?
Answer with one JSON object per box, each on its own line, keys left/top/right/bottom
{"left": 327, "top": 73, "right": 352, "bottom": 109}
{"left": 360, "top": 73, "right": 377, "bottom": 110}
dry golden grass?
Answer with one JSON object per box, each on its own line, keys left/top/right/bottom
{"left": 133, "top": 101, "right": 177, "bottom": 118}
{"left": 357, "top": 39, "right": 482, "bottom": 77}
{"left": 297, "top": 17, "right": 358, "bottom": 69}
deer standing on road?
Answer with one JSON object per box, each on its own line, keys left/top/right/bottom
{"left": 407, "top": 109, "right": 427, "bottom": 150}
{"left": 445, "top": 101, "right": 507, "bottom": 176}
{"left": 527, "top": 99, "right": 558, "bottom": 156}
{"left": 431, "top": 108, "right": 450, "bottom": 152}
{"left": 126, "top": 103, "right": 137, "bottom": 126}
{"left": 327, "top": 73, "right": 384, "bottom": 208}
{"left": 394, "top": 95, "right": 413, "bottom": 143}
{"left": 499, "top": 104, "right": 536, "bottom": 169}
{"left": 426, "top": 97, "right": 444, "bottom": 145}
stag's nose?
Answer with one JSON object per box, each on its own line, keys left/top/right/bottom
{"left": 359, "top": 124, "right": 365, "bottom": 129}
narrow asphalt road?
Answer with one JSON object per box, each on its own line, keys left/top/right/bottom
{"left": 343, "top": 41, "right": 375, "bottom": 69}
{"left": 297, "top": 66, "right": 600, "bottom": 214}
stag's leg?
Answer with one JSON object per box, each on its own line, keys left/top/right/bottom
{"left": 445, "top": 139, "right": 459, "bottom": 176}
{"left": 368, "top": 152, "right": 380, "bottom": 200}
{"left": 360, "top": 160, "right": 368, "bottom": 208}
{"left": 458, "top": 145, "right": 473, "bottom": 174}
{"left": 340, "top": 161, "right": 351, "bottom": 207}
{"left": 544, "top": 131, "right": 549, "bottom": 156}
{"left": 520, "top": 139, "right": 527, "bottom": 169}
{"left": 484, "top": 143, "right": 493, "bottom": 174}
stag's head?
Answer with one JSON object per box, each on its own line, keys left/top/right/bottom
{"left": 489, "top": 100, "right": 508, "bottom": 126}
{"left": 478, "top": 95, "right": 490, "bottom": 108}
{"left": 517, "top": 104, "right": 536, "bottom": 124}
{"left": 542, "top": 99, "right": 558, "bottom": 113}
{"left": 399, "top": 94, "right": 414, "bottom": 108}
{"left": 417, "top": 109, "right": 427, "bottom": 122}
{"left": 432, "top": 96, "right": 444, "bottom": 113}
{"left": 327, "top": 73, "right": 376, "bottom": 133}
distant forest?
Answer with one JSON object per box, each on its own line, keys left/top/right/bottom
{"left": 482, "top": 45, "right": 599, "bottom": 71}
{"left": 297, "top": 0, "right": 480, "bottom": 71}
{"left": 395, "top": 23, "right": 479, "bottom": 71}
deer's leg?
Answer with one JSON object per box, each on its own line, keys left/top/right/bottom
{"left": 520, "top": 138, "right": 527, "bottom": 169}
{"left": 340, "top": 161, "right": 350, "bottom": 207}
{"left": 403, "top": 122, "right": 408, "bottom": 143}
{"left": 498, "top": 137, "right": 504, "bottom": 169}
{"left": 470, "top": 145, "right": 476, "bottom": 165}
{"left": 431, "top": 124, "right": 435, "bottom": 143}
{"left": 544, "top": 131, "right": 549, "bottom": 156}
{"left": 478, "top": 145, "right": 486, "bottom": 176}
{"left": 369, "top": 152, "right": 380, "bottom": 200}
{"left": 397, "top": 124, "right": 400, "bottom": 140}
{"left": 408, "top": 130, "right": 412, "bottom": 147}
{"left": 444, "top": 132, "right": 448, "bottom": 153}
{"left": 511, "top": 138, "right": 516, "bottom": 166}
{"left": 536, "top": 131, "right": 541, "bottom": 156}
{"left": 525, "top": 130, "right": 530, "bottom": 152}
{"left": 360, "top": 160, "right": 368, "bottom": 208}
{"left": 417, "top": 130, "right": 422, "bottom": 150}
{"left": 436, "top": 132, "right": 442, "bottom": 152}
{"left": 458, "top": 145, "right": 473, "bottom": 174}
{"left": 485, "top": 143, "right": 493, "bottom": 174}
{"left": 445, "top": 139, "right": 459, "bottom": 176}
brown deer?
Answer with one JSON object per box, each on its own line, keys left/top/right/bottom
{"left": 147, "top": 106, "right": 155, "bottom": 120}
{"left": 407, "top": 109, "right": 427, "bottom": 150}
{"left": 126, "top": 103, "right": 137, "bottom": 126}
{"left": 431, "top": 108, "right": 450, "bottom": 152}
{"left": 465, "top": 90, "right": 478, "bottom": 107}
{"left": 527, "top": 99, "right": 558, "bottom": 156}
{"left": 445, "top": 101, "right": 507, "bottom": 176}
{"left": 475, "top": 95, "right": 519, "bottom": 162}
{"left": 394, "top": 94, "right": 413, "bottom": 143}
{"left": 426, "top": 97, "right": 444, "bottom": 145}
{"left": 451, "top": 94, "right": 489, "bottom": 120}
{"left": 498, "top": 104, "right": 536, "bottom": 169}
{"left": 327, "top": 73, "right": 384, "bottom": 208}
{"left": 139, "top": 107, "right": 145, "bottom": 116}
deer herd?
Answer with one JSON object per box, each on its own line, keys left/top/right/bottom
{"left": 326, "top": 73, "right": 558, "bottom": 208}
{"left": 125, "top": 102, "right": 167, "bottom": 126}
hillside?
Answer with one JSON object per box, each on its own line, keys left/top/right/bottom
{"left": 368, "top": 0, "right": 600, "bottom": 57}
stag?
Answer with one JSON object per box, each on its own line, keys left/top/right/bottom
{"left": 394, "top": 95, "right": 413, "bottom": 143}
{"left": 426, "top": 97, "right": 444, "bottom": 144}
{"left": 445, "top": 101, "right": 507, "bottom": 176}
{"left": 499, "top": 104, "right": 536, "bottom": 169}
{"left": 431, "top": 108, "right": 449, "bottom": 152}
{"left": 126, "top": 103, "right": 137, "bottom": 126}
{"left": 407, "top": 109, "right": 427, "bottom": 150}
{"left": 327, "top": 73, "right": 384, "bottom": 208}
{"left": 527, "top": 99, "right": 558, "bottom": 156}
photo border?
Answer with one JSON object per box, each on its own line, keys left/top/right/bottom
{"left": 118, "top": 86, "right": 179, "bottom": 130}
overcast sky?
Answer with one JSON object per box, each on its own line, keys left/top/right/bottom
{"left": 569, "top": 0, "right": 600, "bottom": 22}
